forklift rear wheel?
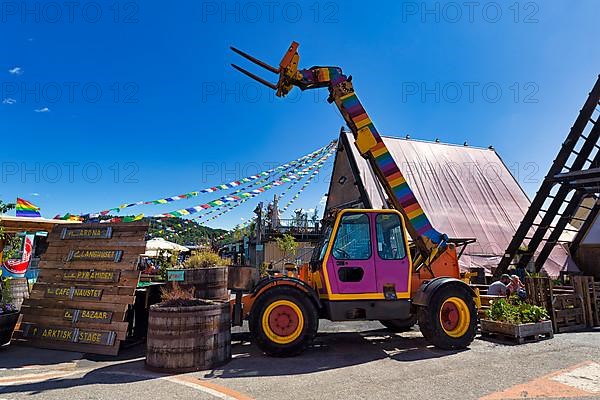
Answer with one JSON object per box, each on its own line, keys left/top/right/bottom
{"left": 417, "top": 286, "right": 477, "bottom": 350}
{"left": 249, "top": 286, "right": 318, "bottom": 357}
{"left": 379, "top": 315, "right": 417, "bottom": 332}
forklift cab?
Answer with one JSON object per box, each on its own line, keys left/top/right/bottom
{"left": 312, "top": 209, "right": 412, "bottom": 300}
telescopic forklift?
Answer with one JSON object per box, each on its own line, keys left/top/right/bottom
{"left": 229, "top": 42, "right": 478, "bottom": 356}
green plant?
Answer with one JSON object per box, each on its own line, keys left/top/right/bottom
{"left": 0, "top": 200, "right": 15, "bottom": 215}
{"left": 259, "top": 262, "right": 269, "bottom": 277}
{"left": 185, "top": 251, "right": 226, "bottom": 269}
{"left": 0, "top": 271, "right": 17, "bottom": 315}
{"left": 276, "top": 234, "right": 298, "bottom": 263}
{"left": 486, "top": 296, "right": 549, "bottom": 324}
{"left": 0, "top": 200, "right": 17, "bottom": 262}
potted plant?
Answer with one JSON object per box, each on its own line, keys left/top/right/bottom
{"left": 166, "top": 251, "right": 229, "bottom": 300}
{"left": 0, "top": 273, "right": 19, "bottom": 346}
{"left": 146, "top": 283, "right": 231, "bottom": 372}
{"left": 276, "top": 234, "right": 298, "bottom": 274}
{"left": 481, "top": 296, "right": 552, "bottom": 344}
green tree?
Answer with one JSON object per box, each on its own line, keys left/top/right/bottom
{"left": 0, "top": 200, "right": 17, "bottom": 262}
{"left": 276, "top": 234, "right": 298, "bottom": 263}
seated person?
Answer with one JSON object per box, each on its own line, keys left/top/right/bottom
{"left": 487, "top": 274, "right": 511, "bottom": 296}
{"left": 507, "top": 274, "right": 526, "bottom": 299}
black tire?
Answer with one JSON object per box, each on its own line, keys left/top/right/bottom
{"left": 379, "top": 315, "right": 417, "bottom": 332}
{"left": 249, "top": 286, "right": 319, "bottom": 357}
{"left": 417, "top": 285, "right": 477, "bottom": 350}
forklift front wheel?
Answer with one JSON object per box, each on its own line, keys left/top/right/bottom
{"left": 249, "top": 286, "right": 319, "bottom": 357}
{"left": 417, "top": 285, "right": 477, "bottom": 350}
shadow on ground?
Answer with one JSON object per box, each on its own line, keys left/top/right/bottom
{"left": 1, "top": 325, "right": 468, "bottom": 395}
{"left": 0, "top": 344, "right": 82, "bottom": 369}
{"left": 206, "top": 328, "right": 466, "bottom": 379}
{"left": 0, "top": 357, "right": 161, "bottom": 396}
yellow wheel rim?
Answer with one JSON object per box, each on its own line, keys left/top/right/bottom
{"left": 439, "top": 297, "right": 470, "bottom": 338}
{"left": 261, "top": 300, "right": 305, "bottom": 345}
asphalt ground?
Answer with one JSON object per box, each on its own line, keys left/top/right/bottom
{"left": 1, "top": 321, "right": 599, "bottom": 400}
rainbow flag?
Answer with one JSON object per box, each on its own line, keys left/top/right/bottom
{"left": 16, "top": 198, "right": 41, "bottom": 218}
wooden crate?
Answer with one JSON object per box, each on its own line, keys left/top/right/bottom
{"left": 553, "top": 294, "right": 586, "bottom": 332}
{"left": 480, "top": 319, "right": 553, "bottom": 344}
{"left": 525, "top": 276, "right": 595, "bottom": 333}
{"left": 572, "top": 276, "right": 595, "bottom": 327}
{"left": 594, "top": 283, "right": 600, "bottom": 327}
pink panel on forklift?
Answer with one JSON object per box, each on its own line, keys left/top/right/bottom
{"left": 327, "top": 132, "right": 579, "bottom": 278}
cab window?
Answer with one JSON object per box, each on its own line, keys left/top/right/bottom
{"left": 332, "top": 213, "right": 371, "bottom": 260}
{"left": 375, "top": 214, "right": 407, "bottom": 260}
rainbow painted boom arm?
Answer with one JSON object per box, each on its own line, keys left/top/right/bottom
{"left": 231, "top": 42, "right": 447, "bottom": 262}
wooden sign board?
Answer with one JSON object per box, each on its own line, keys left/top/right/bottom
{"left": 61, "top": 227, "right": 113, "bottom": 240}
{"left": 16, "top": 222, "right": 148, "bottom": 355}
{"left": 62, "top": 269, "right": 121, "bottom": 283}
{"left": 21, "top": 323, "right": 117, "bottom": 346}
{"left": 44, "top": 286, "right": 104, "bottom": 300}
{"left": 66, "top": 249, "right": 123, "bottom": 262}
{"left": 63, "top": 309, "right": 113, "bottom": 324}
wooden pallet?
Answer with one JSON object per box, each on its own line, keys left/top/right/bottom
{"left": 594, "top": 283, "right": 600, "bottom": 326}
{"left": 481, "top": 330, "right": 554, "bottom": 345}
{"left": 525, "top": 276, "right": 597, "bottom": 333}
{"left": 553, "top": 294, "right": 586, "bottom": 333}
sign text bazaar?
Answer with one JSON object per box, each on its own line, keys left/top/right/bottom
{"left": 64, "top": 309, "right": 113, "bottom": 324}
{"left": 62, "top": 269, "right": 120, "bottom": 283}
{"left": 23, "top": 324, "right": 116, "bottom": 346}
{"left": 45, "top": 286, "right": 103, "bottom": 300}
{"left": 60, "top": 227, "right": 113, "bottom": 240}
{"left": 66, "top": 249, "right": 123, "bottom": 262}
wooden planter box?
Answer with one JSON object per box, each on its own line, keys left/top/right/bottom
{"left": 0, "top": 312, "right": 20, "bottom": 346}
{"left": 481, "top": 319, "right": 553, "bottom": 344}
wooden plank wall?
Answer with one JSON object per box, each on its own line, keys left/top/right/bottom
{"left": 14, "top": 222, "right": 148, "bottom": 355}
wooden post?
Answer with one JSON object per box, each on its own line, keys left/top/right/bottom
{"left": 0, "top": 237, "right": 5, "bottom": 263}
{"left": 593, "top": 282, "right": 600, "bottom": 327}
{"left": 573, "top": 276, "right": 594, "bottom": 328}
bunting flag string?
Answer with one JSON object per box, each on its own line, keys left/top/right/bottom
{"left": 199, "top": 159, "right": 311, "bottom": 225}
{"left": 154, "top": 145, "right": 336, "bottom": 219}
{"left": 279, "top": 158, "right": 328, "bottom": 216}
{"left": 193, "top": 144, "right": 322, "bottom": 223}
{"left": 98, "top": 213, "right": 144, "bottom": 224}
{"left": 75, "top": 141, "right": 336, "bottom": 219}
{"left": 214, "top": 149, "right": 333, "bottom": 241}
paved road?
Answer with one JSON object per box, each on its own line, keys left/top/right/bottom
{"left": 1, "top": 321, "right": 599, "bottom": 400}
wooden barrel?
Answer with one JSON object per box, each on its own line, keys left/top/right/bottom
{"left": 145, "top": 300, "right": 231, "bottom": 372}
{"left": 8, "top": 278, "right": 29, "bottom": 310}
{"left": 0, "top": 312, "right": 19, "bottom": 345}
{"left": 167, "top": 267, "right": 228, "bottom": 300}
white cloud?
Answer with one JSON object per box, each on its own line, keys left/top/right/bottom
{"left": 319, "top": 195, "right": 328, "bottom": 206}
{"left": 30, "top": 193, "right": 40, "bottom": 197}
{"left": 8, "top": 67, "right": 23, "bottom": 75}
{"left": 2, "top": 98, "right": 16, "bottom": 105}
{"left": 34, "top": 107, "right": 50, "bottom": 113}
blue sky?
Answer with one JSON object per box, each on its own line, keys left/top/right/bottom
{"left": 1, "top": 1, "right": 598, "bottom": 229}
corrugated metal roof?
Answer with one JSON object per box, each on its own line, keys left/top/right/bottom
{"left": 326, "top": 131, "right": 578, "bottom": 277}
